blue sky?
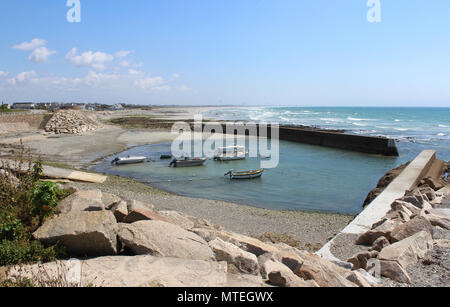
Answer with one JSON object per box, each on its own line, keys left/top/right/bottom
{"left": 0, "top": 0, "right": 450, "bottom": 106}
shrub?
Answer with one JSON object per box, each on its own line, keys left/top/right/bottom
{"left": 0, "top": 240, "right": 61, "bottom": 266}
{"left": 31, "top": 182, "right": 60, "bottom": 225}
{"left": 0, "top": 144, "right": 70, "bottom": 268}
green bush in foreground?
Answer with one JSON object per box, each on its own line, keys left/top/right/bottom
{"left": 0, "top": 147, "right": 70, "bottom": 268}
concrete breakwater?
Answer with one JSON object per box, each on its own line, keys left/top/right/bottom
{"left": 199, "top": 123, "right": 399, "bottom": 156}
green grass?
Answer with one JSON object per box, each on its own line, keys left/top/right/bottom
{"left": 0, "top": 109, "right": 28, "bottom": 113}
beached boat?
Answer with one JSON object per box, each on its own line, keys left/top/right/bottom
{"left": 111, "top": 156, "right": 147, "bottom": 165}
{"left": 214, "top": 146, "right": 247, "bottom": 161}
{"left": 224, "top": 169, "right": 264, "bottom": 180}
{"left": 169, "top": 157, "right": 207, "bottom": 167}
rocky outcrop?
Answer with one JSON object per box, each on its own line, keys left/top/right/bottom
{"left": 56, "top": 189, "right": 105, "bottom": 213}
{"left": 45, "top": 110, "right": 101, "bottom": 134}
{"left": 209, "top": 238, "right": 259, "bottom": 275}
{"left": 6, "top": 256, "right": 228, "bottom": 287}
{"left": 378, "top": 231, "right": 433, "bottom": 269}
{"left": 363, "top": 163, "right": 409, "bottom": 207}
{"left": 33, "top": 210, "right": 118, "bottom": 256}
{"left": 117, "top": 221, "right": 215, "bottom": 261}
{"left": 11, "top": 188, "right": 398, "bottom": 288}
{"left": 259, "top": 257, "right": 318, "bottom": 287}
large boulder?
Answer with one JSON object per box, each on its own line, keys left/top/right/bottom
{"left": 419, "top": 186, "right": 436, "bottom": 201}
{"left": 347, "top": 251, "right": 378, "bottom": 270}
{"left": 390, "top": 216, "right": 433, "bottom": 243}
{"left": 111, "top": 201, "right": 128, "bottom": 223}
{"left": 117, "top": 221, "right": 214, "bottom": 261}
{"left": 378, "top": 231, "right": 433, "bottom": 269}
{"left": 158, "top": 211, "right": 196, "bottom": 230}
{"left": 259, "top": 257, "right": 317, "bottom": 287}
{"left": 380, "top": 260, "right": 411, "bottom": 284}
{"left": 6, "top": 256, "right": 228, "bottom": 287}
{"left": 209, "top": 238, "right": 259, "bottom": 275}
{"left": 56, "top": 190, "right": 105, "bottom": 213}
{"left": 33, "top": 211, "right": 118, "bottom": 256}
{"left": 422, "top": 177, "right": 445, "bottom": 191}
{"left": 124, "top": 208, "right": 169, "bottom": 223}
{"left": 101, "top": 193, "right": 122, "bottom": 209}
{"left": 218, "top": 231, "right": 279, "bottom": 256}
{"left": 291, "top": 251, "right": 356, "bottom": 287}
{"left": 391, "top": 200, "right": 420, "bottom": 216}
{"left": 369, "top": 236, "right": 390, "bottom": 252}
{"left": 356, "top": 219, "right": 402, "bottom": 245}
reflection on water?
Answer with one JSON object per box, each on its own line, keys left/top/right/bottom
{"left": 93, "top": 139, "right": 405, "bottom": 215}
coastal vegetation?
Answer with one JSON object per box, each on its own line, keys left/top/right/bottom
{"left": 0, "top": 147, "right": 71, "bottom": 267}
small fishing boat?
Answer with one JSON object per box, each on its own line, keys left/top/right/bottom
{"left": 214, "top": 146, "right": 247, "bottom": 161}
{"left": 160, "top": 154, "right": 173, "bottom": 160}
{"left": 169, "top": 157, "right": 207, "bottom": 167}
{"left": 224, "top": 169, "right": 264, "bottom": 180}
{"left": 111, "top": 156, "right": 148, "bottom": 165}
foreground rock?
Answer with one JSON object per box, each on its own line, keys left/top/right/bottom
{"left": 259, "top": 257, "right": 318, "bottom": 287}
{"left": 118, "top": 221, "right": 214, "bottom": 260}
{"left": 33, "top": 211, "right": 118, "bottom": 256}
{"left": 379, "top": 231, "right": 433, "bottom": 269}
{"left": 56, "top": 189, "right": 105, "bottom": 213}
{"left": 6, "top": 256, "right": 228, "bottom": 287}
{"left": 209, "top": 238, "right": 259, "bottom": 275}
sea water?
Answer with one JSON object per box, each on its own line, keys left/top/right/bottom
{"left": 93, "top": 107, "right": 449, "bottom": 215}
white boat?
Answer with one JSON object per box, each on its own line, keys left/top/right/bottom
{"left": 224, "top": 169, "right": 265, "bottom": 180}
{"left": 111, "top": 156, "right": 148, "bottom": 165}
{"left": 169, "top": 157, "right": 207, "bottom": 167}
{"left": 214, "top": 146, "right": 247, "bottom": 161}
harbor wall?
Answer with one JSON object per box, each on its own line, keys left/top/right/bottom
{"left": 203, "top": 123, "right": 400, "bottom": 156}
{"left": 317, "top": 150, "right": 437, "bottom": 262}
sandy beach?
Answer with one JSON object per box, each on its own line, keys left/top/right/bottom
{"left": 0, "top": 106, "right": 354, "bottom": 249}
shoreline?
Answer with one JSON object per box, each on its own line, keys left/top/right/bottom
{"left": 0, "top": 106, "right": 357, "bottom": 248}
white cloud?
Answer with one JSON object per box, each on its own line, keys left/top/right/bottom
{"left": 0, "top": 71, "right": 9, "bottom": 78}
{"left": 92, "top": 63, "right": 107, "bottom": 71}
{"left": 13, "top": 38, "right": 47, "bottom": 51}
{"left": 28, "top": 47, "right": 56, "bottom": 63}
{"left": 134, "top": 76, "right": 165, "bottom": 89}
{"left": 65, "top": 48, "right": 114, "bottom": 68}
{"left": 7, "top": 70, "right": 37, "bottom": 86}
{"left": 120, "top": 61, "right": 143, "bottom": 68}
{"left": 115, "top": 50, "right": 132, "bottom": 58}
{"left": 128, "top": 69, "right": 143, "bottom": 75}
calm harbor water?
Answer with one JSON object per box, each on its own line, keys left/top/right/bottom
{"left": 93, "top": 107, "right": 450, "bottom": 215}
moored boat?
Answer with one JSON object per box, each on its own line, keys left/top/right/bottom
{"left": 214, "top": 146, "right": 247, "bottom": 161}
{"left": 224, "top": 169, "right": 264, "bottom": 180}
{"left": 111, "top": 156, "right": 148, "bottom": 165}
{"left": 169, "top": 157, "right": 207, "bottom": 167}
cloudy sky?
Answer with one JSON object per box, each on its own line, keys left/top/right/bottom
{"left": 1, "top": 0, "right": 450, "bottom": 106}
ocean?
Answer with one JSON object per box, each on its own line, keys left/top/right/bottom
{"left": 93, "top": 107, "right": 449, "bottom": 215}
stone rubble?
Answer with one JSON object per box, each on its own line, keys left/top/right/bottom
{"left": 352, "top": 184, "right": 450, "bottom": 285}
{"left": 3, "top": 188, "right": 374, "bottom": 287}
{"left": 44, "top": 110, "right": 101, "bottom": 134}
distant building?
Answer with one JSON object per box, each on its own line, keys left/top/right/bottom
{"left": 109, "top": 104, "right": 124, "bottom": 111}
{"left": 1, "top": 103, "right": 10, "bottom": 110}
{"left": 12, "top": 102, "right": 35, "bottom": 110}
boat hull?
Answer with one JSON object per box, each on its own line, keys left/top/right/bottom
{"left": 112, "top": 157, "right": 147, "bottom": 165}
{"left": 170, "top": 159, "right": 207, "bottom": 167}
{"left": 226, "top": 169, "right": 264, "bottom": 180}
